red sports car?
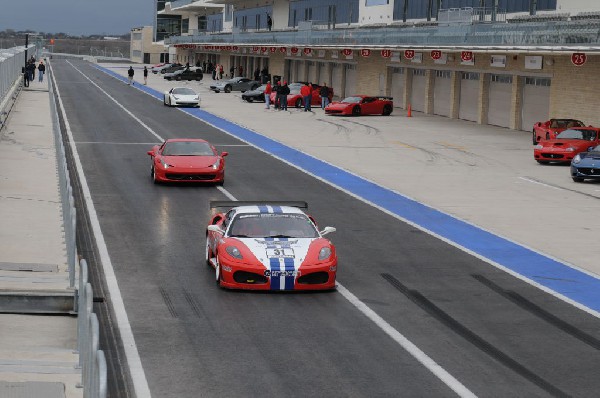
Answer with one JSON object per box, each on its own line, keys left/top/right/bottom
{"left": 270, "top": 83, "right": 333, "bottom": 108}
{"left": 532, "top": 118, "right": 586, "bottom": 144}
{"left": 325, "top": 95, "right": 394, "bottom": 116}
{"left": 147, "top": 139, "right": 228, "bottom": 184}
{"left": 206, "top": 201, "right": 337, "bottom": 291}
{"left": 534, "top": 127, "right": 600, "bottom": 164}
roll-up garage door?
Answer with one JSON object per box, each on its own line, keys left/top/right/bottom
{"left": 307, "top": 61, "right": 317, "bottom": 83}
{"left": 410, "top": 69, "right": 426, "bottom": 112}
{"left": 391, "top": 67, "right": 405, "bottom": 108}
{"left": 433, "top": 70, "right": 451, "bottom": 117}
{"left": 344, "top": 64, "right": 357, "bottom": 97}
{"left": 459, "top": 72, "right": 479, "bottom": 122}
{"left": 318, "top": 62, "right": 328, "bottom": 86}
{"left": 521, "top": 77, "right": 551, "bottom": 131}
{"left": 488, "top": 74, "right": 513, "bottom": 128}
{"left": 297, "top": 61, "right": 306, "bottom": 83}
{"left": 331, "top": 63, "right": 343, "bottom": 101}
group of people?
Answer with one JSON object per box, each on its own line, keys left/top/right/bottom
{"left": 22, "top": 56, "right": 45, "bottom": 87}
{"left": 127, "top": 65, "right": 149, "bottom": 86}
{"left": 262, "top": 81, "right": 331, "bottom": 112}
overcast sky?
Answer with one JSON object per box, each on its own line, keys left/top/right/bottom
{"left": 0, "top": 0, "right": 155, "bottom": 36}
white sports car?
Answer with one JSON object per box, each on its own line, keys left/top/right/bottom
{"left": 163, "top": 87, "right": 200, "bottom": 107}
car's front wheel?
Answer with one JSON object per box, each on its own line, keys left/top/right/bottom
{"left": 352, "top": 106, "right": 361, "bottom": 116}
{"left": 215, "top": 257, "right": 222, "bottom": 286}
{"left": 295, "top": 98, "right": 302, "bottom": 108}
{"left": 572, "top": 177, "right": 584, "bottom": 182}
{"left": 151, "top": 166, "right": 159, "bottom": 184}
{"left": 205, "top": 238, "right": 212, "bottom": 267}
{"left": 532, "top": 130, "right": 538, "bottom": 145}
{"left": 224, "top": 85, "right": 232, "bottom": 93}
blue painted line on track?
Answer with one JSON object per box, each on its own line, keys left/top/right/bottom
{"left": 96, "top": 64, "right": 600, "bottom": 313}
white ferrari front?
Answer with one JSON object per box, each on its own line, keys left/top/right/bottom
{"left": 164, "top": 87, "right": 200, "bottom": 107}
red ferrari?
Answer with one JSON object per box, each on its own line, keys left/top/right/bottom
{"left": 534, "top": 127, "right": 600, "bottom": 164}
{"left": 147, "top": 139, "right": 228, "bottom": 184}
{"left": 325, "top": 95, "right": 394, "bottom": 116}
{"left": 206, "top": 201, "right": 337, "bottom": 291}
{"left": 532, "top": 118, "right": 585, "bottom": 144}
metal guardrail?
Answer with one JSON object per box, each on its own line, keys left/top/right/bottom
{"left": 48, "top": 62, "right": 77, "bottom": 288}
{"left": 0, "top": 46, "right": 26, "bottom": 131}
{"left": 77, "top": 259, "right": 107, "bottom": 398}
{"left": 167, "top": 18, "right": 600, "bottom": 48}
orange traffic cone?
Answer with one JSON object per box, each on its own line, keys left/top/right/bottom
{"left": 407, "top": 104, "right": 412, "bottom": 118}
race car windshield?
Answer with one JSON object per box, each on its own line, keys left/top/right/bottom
{"left": 550, "top": 119, "right": 584, "bottom": 128}
{"left": 172, "top": 88, "right": 196, "bottom": 95}
{"left": 162, "top": 141, "right": 214, "bottom": 156}
{"left": 342, "top": 97, "right": 362, "bottom": 103}
{"left": 228, "top": 213, "right": 319, "bottom": 238}
{"left": 556, "top": 129, "right": 597, "bottom": 141}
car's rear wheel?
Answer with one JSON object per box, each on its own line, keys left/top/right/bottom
{"left": 224, "top": 85, "right": 232, "bottom": 93}
{"left": 246, "top": 98, "right": 253, "bottom": 103}
{"left": 532, "top": 130, "right": 538, "bottom": 145}
{"left": 572, "top": 177, "right": 584, "bottom": 182}
{"left": 195, "top": 76, "right": 201, "bottom": 81}
{"left": 382, "top": 104, "right": 392, "bottom": 116}
{"left": 205, "top": 239, "right": 212, "bottom": 267}
{"left": 295, "top": 98, "right": 302, "bottom": 108}
{"left": 352, "top": 106, "right": 361, "bottom": 116}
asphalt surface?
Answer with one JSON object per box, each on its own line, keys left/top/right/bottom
{"left": 51, "top": 59, "right": 600, "bottom": 398}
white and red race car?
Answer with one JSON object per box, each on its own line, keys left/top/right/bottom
{"left": 206, "top": 201, "right": 337, "bottom": 291}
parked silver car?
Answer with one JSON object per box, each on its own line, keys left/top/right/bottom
{"left": 209, "top": 77, "right": 260, "bottom": 93}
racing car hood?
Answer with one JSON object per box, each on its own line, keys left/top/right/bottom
{"left": 231, "top": 237, "right": 332, "bottom": 268}
{"left": 162, "top": 155, "right": 218, "bottom": 168}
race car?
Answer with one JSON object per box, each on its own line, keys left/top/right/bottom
{"left": 147, "top": 139, "right": 227, "bottom": 184}
{"left": 206, "top": 201, "right": 337, "bottom": 291}
{"left": 532, "top": 118, "right": 586, "bottom": 144}
{"left": 534, "top": 127, "right": 600, "bottom": 164}
{"left": 163, "top": 87, "right": 200, "bottom": 107}
{"left": 325, "top": 95, "right": 393, "bottom": 116}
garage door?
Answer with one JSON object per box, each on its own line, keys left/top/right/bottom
{"left": 331, "top": 63, "right": 343, "bottom": 101}
{"left": 459, "top": 72, "right": 479, "bottom": 122}
{"left": 307, "top": 61, "right": 317, "bottom": 83}
{"left": 344, "top": 64, "right": 357, "bottom": 97}
{"left": 318, "top": 62, "right": 328, "bottom": 86}
{"left": 488, "top": 74, "right": 513, "bottom": 128}
{"left": 297, "top": 61, "right": 306, "bottom": 83}
{"left": 391, "top": 67, "right": 405, "bottom": 108}
{"left": 521, "top": 77, "right": 551, "bottom": 131}
{"left": 410, "top": 69, "right": 426, "bottom": 112}
{"left": 433, "top": 70, "right": 451, "bottom": 117}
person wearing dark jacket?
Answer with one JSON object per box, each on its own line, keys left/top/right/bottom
{"left": 279, "top": 82, "right": 290, "bottom": 111}
{"left": 320, "top": 83, "right": 330, "bottom": 109}
{"left": 37, "top": 61, "right": 46, "bottom": 82}
{"left": 127, "top": 66, "right": 135, "bottom": 85}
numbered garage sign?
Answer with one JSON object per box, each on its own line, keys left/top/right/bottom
{"left": 431, "top": 50, "right": 442, "bottom": 60}
{"left": 571, "top": 53, "right": 587, "bottom": 66}
{"left": 360, "top": 49, "right": 371, "bottom": 57}
{"left": 404, "top": 50, "right": 415, "bottom": 60}
{"left": 381, "top": 49, "right": 392, "bottom": 58}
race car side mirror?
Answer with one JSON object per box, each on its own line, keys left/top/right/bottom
{"left": 207, "top": 225, "right": 224, "bottom": 233}
{"left": 147, "top": 150, "right": 154, "bottom": 156}
{"left": 320, "top": 226, "right": 336, "bottom": 236}
{"left": 221, "top": 151, "right": 229, "bottom": 157}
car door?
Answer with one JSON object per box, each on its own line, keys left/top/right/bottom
{"left": 361, "top": 97, "right": 378, "bottom": 114}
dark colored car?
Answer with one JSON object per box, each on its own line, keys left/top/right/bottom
{"left": 571, "top": 145, "right": 600, "bottom": 182}
{"left": 241, "top": 85, "right": 267, "bottom": 102}
{"left": 210, "top": 77, "right": 261, "bottom": 93}
{"left": 159, "top": 64, "right": 185, "bottom": 75}
{"left": 164, "top": 67, "right": 203, "bottom": 81}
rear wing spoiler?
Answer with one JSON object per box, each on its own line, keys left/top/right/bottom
{"left": 210, "top": 201, "right": 308, "bottom": 209}
{"left": 377, "top": 96, "right": 393, "bottom": 101}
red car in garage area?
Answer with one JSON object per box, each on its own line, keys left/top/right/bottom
{"left": 325, "top": 95, "right": 394, "bottom": 116}
{"left": 533, "top": 127, "right": 600, "bottom": 164}
{"left": 147, "top": 139, "right": 228, "bottom": 184}
{"left": 532, "top": 118, "right": 586, "bottom": 144}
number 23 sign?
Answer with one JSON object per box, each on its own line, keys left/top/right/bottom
{"left": 571, "top": 53, "right": 587, "bottom": 66}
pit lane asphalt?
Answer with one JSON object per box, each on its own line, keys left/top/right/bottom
{"left": 52, "top": 59, "right": 600, "bottom": 397}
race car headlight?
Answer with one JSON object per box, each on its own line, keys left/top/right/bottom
{"left": 160, "top": 158, "right": 172, "bottom": 169}
{"left": 226, "top": 246, "right": 243, "bottom": 259}
{"left": 534, "top": 144, "right": 543, "bottom": 150}
{"left": 211, "top": 158, "right": 221, "bottom": 170}
{"left": 565, "top": 147, "right": 575, "bottom": 152}
{"left": 572, "top": 154, "right": 581, "bottom": 164}
{"left": 194, "top": 96, "right": 199, "bottom": 100}
{"left": 318, "top": 247, "right": 332, "bottom": 261}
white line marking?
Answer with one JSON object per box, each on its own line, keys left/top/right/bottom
{"left": 57, "top": 61, "right": 152, "bottom": 398}
{"left": 77, "top": 142, "right": 160, "bottom": 145}
{"left": 519, "top": 176, "right": 562, "bottom": 190}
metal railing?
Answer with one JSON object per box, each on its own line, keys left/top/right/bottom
{"left": 48, "top": 63, "right": 77, "bottom": 288}
{"left": 167, "top": 18, "right": 600, "bottom": 48}
{"left": 77, "top": 259, "right": 107, "bottom": 398}
{"left": 0, "top": 46, "right": 26, "bottom": 131}
{"left": 438, "top": 7, "right": 507, "bottom": 25}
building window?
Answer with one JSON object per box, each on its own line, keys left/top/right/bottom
{"left": 525, "top": 77, "right": 551, "bottom": 87}
{"left": 392, "top": 67, "right": 404, "bottom": 74}
{"left": 413, "top": 69, "right": 426, "bottom": 76}
{"left": 225, "top": 4, "right": 233, "bottom": 22}
{"left": 182, "top": 18, "right": 189, "bottom": 33}
{"left": 462, "top": 72, "right": 479, "bottom": 80}
{"left": 436, "top": 70, "right": 451, "bottom": 78}
{"left": 491, "top": 74, "right": 512, "bottom": 84}
{"left": 366, "top": 0, "right": 388, "bottom": 5}
{"left": 198, "top": 16, "right": 207, "bottom": 31}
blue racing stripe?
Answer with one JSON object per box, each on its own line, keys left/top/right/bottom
{"left": 258, "top": 205, "right": 269, "bottom": 214}
{"left": 284, "top": 257, "right": 295, "bottom": 290}
{"left": 96, "top": 65, "right": 600, "bottom": 312}
{"left": 269, "top": 257, "right": 281, "bottom": 291}
{"left": 272, "top": 205, "right": 283, "bottom": 213}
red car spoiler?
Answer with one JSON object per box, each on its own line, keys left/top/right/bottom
{"left": 210, "top": 201, "right": 308, "bottom": 209}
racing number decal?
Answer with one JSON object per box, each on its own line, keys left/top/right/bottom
{"left": 571, "top": 53, "right": 587, "bottom": 66}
